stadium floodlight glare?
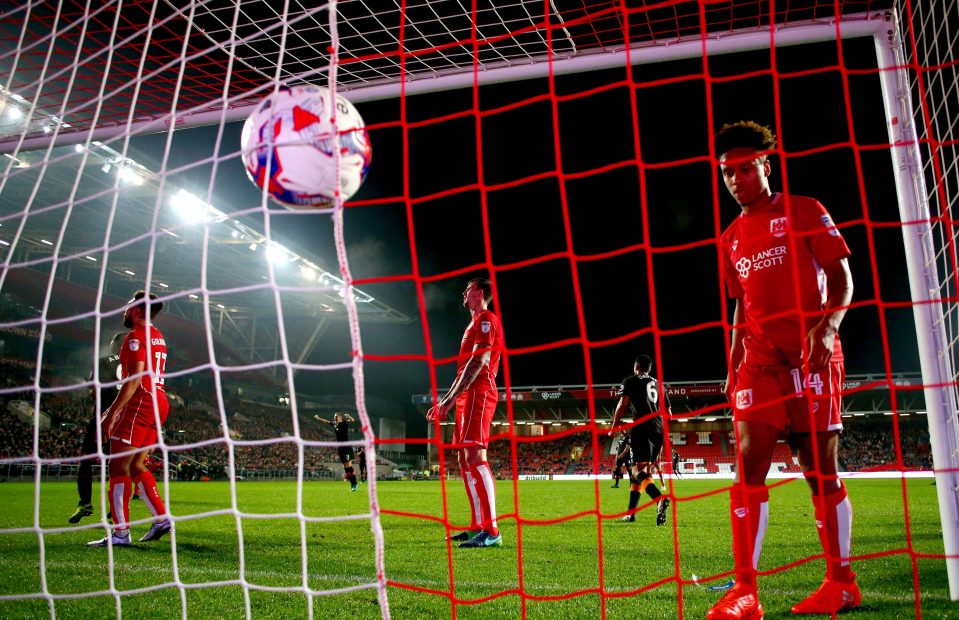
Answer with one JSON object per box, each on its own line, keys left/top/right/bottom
{"left": 300, "top": 265, "right": 316, "bottom": 280}
{"left": 40, "top": 239, "right": 52, "bottom": 246}
{"left": 117, "top": 165, "right": 143, "bottom": 185}
{"left": 170, "top": 188, "right": 212, "bottom": 223}
{"left": 73, "top": 144, "right": 84, "bottom": 153}
{"left": 248, "top": 242, "right": 257, "bottom": 251}
{"left": 123, "top": 269, "right": 135, "bottom": 276}
{"left": 265, "top": 243, "right": 288, "bottom": 265}
{"left": 704, "top": 417, "right": 717, "bottom": 422}
{"left": 188, "top": 294, "right": 199, "bottom": 299}
{"left": 6, "top": 105, "right": 22, "bottom": 121}
{"left": 84, "top": 255, "right": 96, "bottom": 261}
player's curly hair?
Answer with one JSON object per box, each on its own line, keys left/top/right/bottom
{"left": 714, "top": 120, "right": 777, "bottom": 156}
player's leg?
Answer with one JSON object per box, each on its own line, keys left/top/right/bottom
{"left": 707, "top": 419, "right": 778, "bottom": 620}
{"left": 623, "top": 428, "right": 646, "bottom": 521}
{"left": 649, "top": 434, "right": 669, "bottom": 525}
{"left": 459, "top": 390, "right": 502, "bottom": 548}
{"left": 791, "top": 361, "right": 859, "bottom": 614}
{"left": 87, "top": 440, "right": 135, "bottom": 546}
{"left": 460, "top": 443, "right": 502, "bottom": 548}
{"left": 343, "top": 452, "right": 358, "bottom": 491}
{"left": 622, "top": 462, "right": 642, "bottom": 521}
{"left": 449, "top": 394, "right": 483, "bottom": 541}
{"left": 731, "top": 420, "right": 778, "bottom": 581}
{"left": 70, "top": 415, "right": 99, "bottom": 523}
{"left": 131, "top": 449, "right": 172, "bottom": 542}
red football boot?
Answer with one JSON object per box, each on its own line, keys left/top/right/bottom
{"left": 791, "top": 574, "right": 861, "bottom": 614}
{"left": 707, "top": 583, "right": 764, "bottom": 620}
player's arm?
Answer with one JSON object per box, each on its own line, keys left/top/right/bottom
{"left": 725, "top": 298, "right": 746, "bottom": 403}
{"left": 100, "top": 360, "right": 146, "bottom": 435}
{"left": 663, "top": 385, "right": 673, "bottom": 416}
{"left": 427, "top": 345, "right": 491, "bottom": 421}
{"left": 607, "top": 395, "right": 630, "bottom": 436}
{"left": 314, "top": 415, "right": 331, "bottom": 424}
{"left": 806, "top": 257, "right": 853, "bottom": 373}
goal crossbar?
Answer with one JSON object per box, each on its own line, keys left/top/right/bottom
{"left": 3, "top": 14, "right": 887, "bottom": 155}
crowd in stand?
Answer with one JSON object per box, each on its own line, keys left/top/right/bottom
{"left": 0, "top": 358, "right": 939, "bottom": 478}
{"left": 0, "top": 359, "right": 355, "bottom": 478}
{"left": 484, "top": 435, "right": 580, "bottom": 478}
{"left": 839, "top": 419, "right": 932, "bottom": 471}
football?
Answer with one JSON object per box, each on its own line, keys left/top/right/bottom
{"left": 241, "top": 84, "right": 371, "bottom": 208}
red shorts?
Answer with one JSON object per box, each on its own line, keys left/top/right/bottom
{"left": 452, "top": 389, "right": 497, "bottom": 449}
{"left": 110, "top": 393, "right": 169, "bottom": 448}
{"left": 732, "top": 360, "right": 843, "bottom": 433}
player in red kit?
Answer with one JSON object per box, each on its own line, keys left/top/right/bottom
{"left": 707, "top": 122, "right": 857, "bottom": 619}
{"left": 88, "top": 290, "right": 172, "bottom": 547}
{"left": 427, "top": 278, "right": 504, "bottom": 548}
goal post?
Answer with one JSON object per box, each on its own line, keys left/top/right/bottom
{"left": 879, "top": 7, "right": 959, "bottom": 601}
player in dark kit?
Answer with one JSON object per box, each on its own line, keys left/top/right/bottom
{"left": 708, "top": 121, "right": 857, "bottom": 619}
{"left": 611, "top": 433, "right": 631, "bottom": 488}
{"left": 356, "top": 445, "right": 368, "bottom": 483}
{"left": 69, "top": 332, "right": 125, "bottom": 524}
{"left": 609, "top": 355, "right": 670, "bottom": 526}
{"left": 672, "top": 450, "right": 682, "bottom": 479}
{"left": 316, "top": 412, "right": 357, "bottom": 491}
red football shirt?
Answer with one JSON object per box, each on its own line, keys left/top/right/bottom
{"left": 720, "top": 193, "right": 851, "bottom": 364}
{"left": 455, "top": 309, "right": 503, "bottom": 393}
{"left": 120, "top": 325, "right": 169, "bottom": 399}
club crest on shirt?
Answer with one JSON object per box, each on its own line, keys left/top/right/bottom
{"left": 128, "top": 339, "right": 140, "bottom": 352}
{"left": 736, "top": 388, "right": 753, "bottom": 409}
{"left": 770, "top": 216, "right": 788, "bottom": 238}
{"left": 821, "top": 214, "right": 840, "bottom": 237}
{"left": 480, "top": 321, "right": 491, "bottom": 334}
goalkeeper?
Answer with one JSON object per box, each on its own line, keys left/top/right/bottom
{"left": 315, "top": 412, "right": 358, "bottom": 491}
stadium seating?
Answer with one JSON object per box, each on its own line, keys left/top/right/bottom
{"left": 0, "top": 357, "right": 935, "bottom": 479}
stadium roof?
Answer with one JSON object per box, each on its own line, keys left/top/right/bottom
{"left": 0, "top": 0, "right": 891, "bottom": 151}
{"left": 0, "top": 138, "right": 411, "bottom": 371}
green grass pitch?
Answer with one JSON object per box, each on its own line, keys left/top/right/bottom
{"left": 0, "top": 477, "right": 953, "bottom": 619}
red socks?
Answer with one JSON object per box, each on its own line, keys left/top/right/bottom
{"left": 813, "top": 483, "right": 854, "bottom": 582}
{"left": 463, "top": 470, "right": 483, "bottom": 530}
{"left": 471, "top": 462, "right": 499, "bottom": 537}
{"left": 132, "top": 470, "right": 167, "bottom": 519}
{"left": 729, "top": 484, "right": 769, "bottom": 587}
{"left": 109, "top": 475, "right": 133, "bottom": 532}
